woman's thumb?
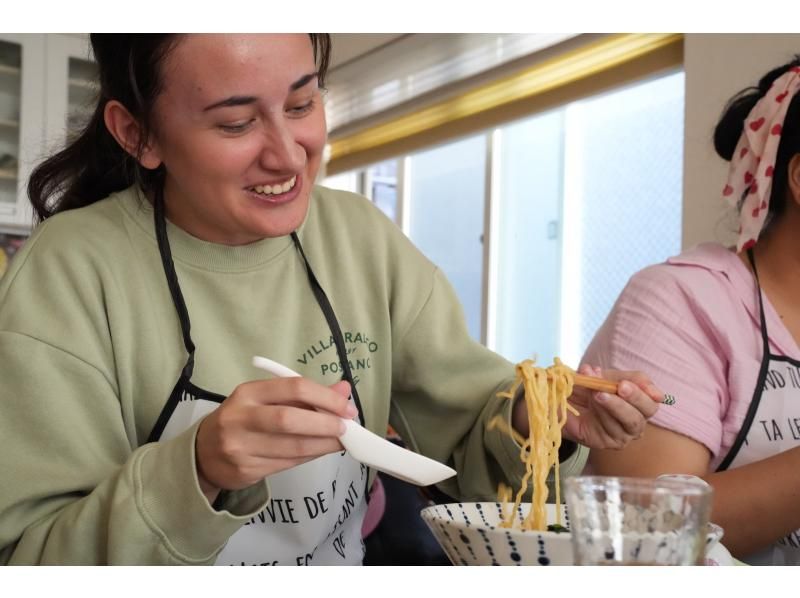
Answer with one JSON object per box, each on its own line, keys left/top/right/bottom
{"left": 329, "top": 379, "right": 352, "bottom": 397}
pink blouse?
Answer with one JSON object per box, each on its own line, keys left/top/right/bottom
{"left": 581, "top": 243, "right": 800, "bottom": 470}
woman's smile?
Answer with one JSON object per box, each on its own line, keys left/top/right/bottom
{"left": 246, "top": 174, "right": 302, "bottom": 206}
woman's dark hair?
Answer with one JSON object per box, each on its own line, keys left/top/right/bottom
{"left": 27, "top": 33, "right": 331, "bottom": 224}
{"left": 714, "top": 55, "right": 800, "bottom": 228}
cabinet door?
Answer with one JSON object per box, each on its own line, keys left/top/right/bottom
{"left": 0, "top": 34, "right": 45, "bottom": 232}
{"left": 44, "top": 34, "right": 97, "bottom": 160}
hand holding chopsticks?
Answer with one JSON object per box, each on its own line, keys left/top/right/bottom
{"left": 550, "top": 364, "right": 670, "bottom": 449}
{"left": 512, "top": 362, "right": 672, "bottom": 451}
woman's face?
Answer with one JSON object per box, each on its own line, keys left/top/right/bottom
{"left": 147, "top": 34, "right": 327, "bottom": 245}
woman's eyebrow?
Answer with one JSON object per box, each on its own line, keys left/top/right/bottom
{"left": 290, "top": 71, "right": 319, "bottom": 91}
{"left": 203, "top": 96, "right": 258, "bottom": 112}
{"left": 202, "top": 72, "right": 319, "bottom": 112}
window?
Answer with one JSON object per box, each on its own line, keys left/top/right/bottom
{"left": 560, "top": 71, "right": 684, "bottom": 364}
{"left": 365, "top": 160, "right": 398, "bottom": 222}
{"left": 323, "top": 69, "right": 685, "bottom": 367}
{"left": 322, "top": 160, "right": 398, "bottom": 221}
{"left": 407, "top": 136, "right": 486, "bottom": 341}
{"left": 494, "top": 109, "right": 565, "bottom": 365}
{"left": 496, "top": 71, "right": 684, "bottom": 365}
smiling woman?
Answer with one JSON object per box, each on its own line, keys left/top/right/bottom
{"left": 0, "top": 33, "right": 663, "bottom": 566}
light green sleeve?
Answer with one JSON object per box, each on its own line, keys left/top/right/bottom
{"left": 0, "top": 215, "right": 272, "bottom": 564}
{"left": 389, "top": 269, "right": 587, "bottom": 502}
{"left": 0, "top": 333, "right": 268, "bottom": 565}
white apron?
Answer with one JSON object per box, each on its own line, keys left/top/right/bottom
{"left": 147, "top": 189, "right": 369, "bottom": 565}
{"left": 715, "top": 249, "right": 800, "bottom": 565}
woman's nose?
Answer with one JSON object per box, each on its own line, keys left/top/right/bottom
{"left": 259, "top": 121, "right": 304, "bottom": 172}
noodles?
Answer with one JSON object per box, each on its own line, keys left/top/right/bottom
{"left": 488, "top": 358, "right": 579, "bottom": 531}
{"left": 490, "top": 358, "right": 577, "bottom": 530}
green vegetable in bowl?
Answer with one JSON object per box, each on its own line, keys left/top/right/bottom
{"left": 546, "top": 523, "right": 569, "bottom": 533}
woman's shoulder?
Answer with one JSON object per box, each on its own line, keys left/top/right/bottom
{"left": 29, "top": 187, "right": 137, "bottom": 249}
{"left": 3, "top": 188, "right": 140, "bottom": 287}
{"left": 605, "top": 242, "right": 754, "bottom": 341}
{"left": 628, "top": 242, "right": 743, "bottom": 299}
{"left": 310, "top": 184, "right": 412, "bottom": 249}
{"left": 308, "top": 184, "right": 437, "bottom": 278}
{"left": 587, "top": 244, "right": 747, "bottom": 385}
{"left": 312, "top": 185, "right": 392, "bottom": 224}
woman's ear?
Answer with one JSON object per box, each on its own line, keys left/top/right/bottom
{"left": 788, "top": 153, "right": 800, "bottom": 207}
{"left": 103, "top": 100, "right": 162, "bottom": 170}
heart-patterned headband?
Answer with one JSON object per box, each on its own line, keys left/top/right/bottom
{"left": 722, "top": 66, "right": 800, "bottom": 252}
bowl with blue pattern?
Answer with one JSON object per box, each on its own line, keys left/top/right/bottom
{"left": 421, "top": 501, "right": 730, "bottom": 566}
{"left": 420, "top": 502, "right": 573, "bottom": 566}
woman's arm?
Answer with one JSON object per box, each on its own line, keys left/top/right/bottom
{"left": 0, "top": 333, "right": 269, "bottom": 565}
{"left": 389, "top": 268, "right": 588, "bottom": 501}
{"left": 589, "top": 424, "right": 800, "bottom": 559}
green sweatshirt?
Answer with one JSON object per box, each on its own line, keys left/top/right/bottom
{"left": 0, "top": 185, "right": 587, "bottom": 564}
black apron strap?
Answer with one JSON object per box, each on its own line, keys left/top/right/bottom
{"left": 716, "top": 247, "right": 771, "bottom": 471}
{"left": 154, "top": 186, "right": 196, "bottom": 379}
{"left": 147, "top": 187, "right": 224, "bottom": 443}
{"left": 291, "top": 231, "right": 367, "bottom": 427}
{"left": 291, "top": 231, "right": 371, "bottom": 502}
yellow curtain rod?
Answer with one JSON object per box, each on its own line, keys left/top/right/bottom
{"left": 327, "top": 33, "right": 683, "bottom": 164}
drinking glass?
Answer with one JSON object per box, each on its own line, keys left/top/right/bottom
{"left": 564, "top": 475, "right": 713, "bottom": 565}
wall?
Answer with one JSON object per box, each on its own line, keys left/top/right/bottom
{"left": 682, "top": 33, "right": 800, "bottom": 249}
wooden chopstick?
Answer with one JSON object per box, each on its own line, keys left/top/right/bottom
{"left": 548, "top": 371, "right": 676, "bottom": 405}
{"left": 545, "top": 370, "right": 618, "bottom": 393}
{"left": 572, "top": 373, "right": 619, "bottom": 394}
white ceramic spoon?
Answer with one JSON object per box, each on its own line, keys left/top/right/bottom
{"left": 252, "top": 356, "right": 457, "bottom": 487}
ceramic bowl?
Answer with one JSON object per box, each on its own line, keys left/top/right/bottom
{"left": 420, "top": 502, "right": 727, "bottom": 566}
{"left": 420, "top": 502, "right": 572, "bottom": 566}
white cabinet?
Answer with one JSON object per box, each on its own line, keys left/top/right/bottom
{"left": 0, "top": 34, "right": 46, "bottom": 232}
{"left": 0, "top": 33, "right": 95, "bottom": 234}
{"left": 44, "top": 34, "right": 97, "bottom": 160}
